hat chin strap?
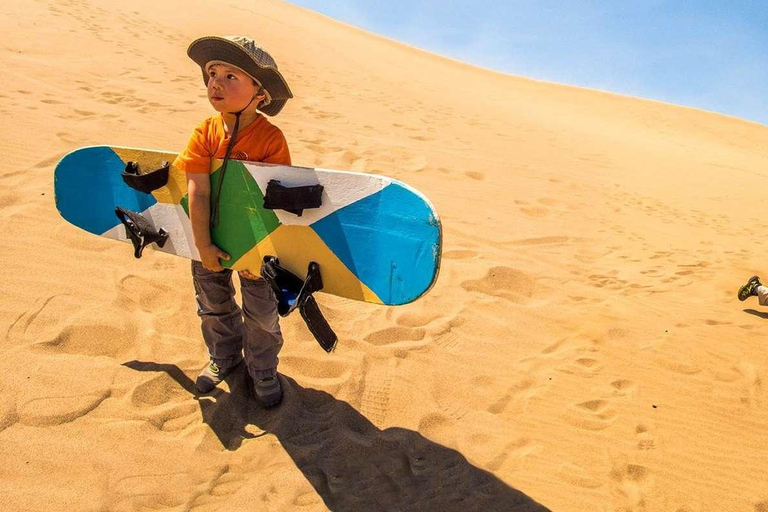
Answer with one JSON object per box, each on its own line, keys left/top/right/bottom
{"left": 229, "top": 92, "right": 259, "bottom": 117}
{"left": 210, "top": 93, "right": 259, "bottom": 229}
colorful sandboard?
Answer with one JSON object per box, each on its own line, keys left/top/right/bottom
{"left": 54, "top": 146, "right": 441, "bottom": 305}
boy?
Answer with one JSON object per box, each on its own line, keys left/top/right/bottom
{"left": 173, "top": 36, "right": 294, "bottom": 407}
{"left": 738, "top": 275, "right": 768, "bottom": 305}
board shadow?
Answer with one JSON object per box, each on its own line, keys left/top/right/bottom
{"left": 123, "top": 361, "right": 551, "bottom": 511}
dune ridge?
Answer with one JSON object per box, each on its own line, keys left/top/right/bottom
{"left": 1, "top": 0, "right": 768, "bottom": 510}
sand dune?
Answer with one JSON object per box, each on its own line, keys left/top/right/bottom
{"left": 2, "top": 0, "right": 768, "bottom": 510}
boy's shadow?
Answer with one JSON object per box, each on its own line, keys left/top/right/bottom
{"left": 124, "top": 361, "right": 550, "bottom": 512}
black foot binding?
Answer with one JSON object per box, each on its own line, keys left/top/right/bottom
{"left": 262, "top": 179, "right": 324, "bottom": 217}
{"left": 115, "top": 206, "right": 168, "bottom": 258}
{"left": 261, "top": 256, "right": 338, "bottom": 352}
{"left": 122, "top": 161, "right": 170, "bottom": 194}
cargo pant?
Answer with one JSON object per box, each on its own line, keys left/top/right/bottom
{"left": 192, "top": 261, "right": 283, "bottom": 380}
{"left": 758, "top": 285, "right": 768, "bottom": 307}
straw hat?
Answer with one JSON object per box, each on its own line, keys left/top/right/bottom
{"left": 187, "top": 35, "right": 293, "bottom": 116}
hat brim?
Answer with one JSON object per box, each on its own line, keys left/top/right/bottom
{"left": 188, "top": 36, "right": 292, "bottom": 116}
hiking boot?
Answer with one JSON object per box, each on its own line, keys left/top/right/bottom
{"left": 738, "top": 275, "right": 762, "bottom": 302}
{"left": 195, "top": 358, "right": 242, "bottom": 393}
{"left": 254, "top": 374, "right": 283, "bottom": 408}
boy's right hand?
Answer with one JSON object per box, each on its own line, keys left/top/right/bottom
{"left": 199, "top": 244, "right": 231, "bottom": 271}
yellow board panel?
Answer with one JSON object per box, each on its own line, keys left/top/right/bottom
{"left": 112, "top": 148, "right": 187, "bottom": 205}
{"left": 232, "top": 224, "right": 383, "bottom": 304}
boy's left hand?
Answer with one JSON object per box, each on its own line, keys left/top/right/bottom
{"left": 238, "top": 269, "right": 261, "bottom": 280}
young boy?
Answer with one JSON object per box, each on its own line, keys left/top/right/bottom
{"left": 173, "top": 36, "right": 294, "bottom": 407}
{"left": 738, "top": 275, "right": 768, "bottom": 305}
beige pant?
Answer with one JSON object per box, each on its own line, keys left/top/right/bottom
{"left": 758, "top": 285, "right": 768, "bottom": 306}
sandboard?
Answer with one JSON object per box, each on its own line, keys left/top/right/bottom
{"left": 54, "top": 146, "right": 441, "bottom": 306}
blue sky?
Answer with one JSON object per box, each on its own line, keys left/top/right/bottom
{"left": 288, "top": 0, "right": 768, "bottom": 127}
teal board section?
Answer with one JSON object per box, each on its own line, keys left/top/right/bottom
{"left": 55, "top": 146, "right": 156, "bottom": 234}
{"left": 310, "top": 183, "right": 440, "bottom": 304}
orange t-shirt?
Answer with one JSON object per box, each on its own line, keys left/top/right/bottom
{"left": 174, "top": 114, "right": 291, "bottom": 174}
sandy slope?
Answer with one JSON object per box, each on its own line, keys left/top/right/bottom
{"left": 1, "top": 0, "right": 768, "bottom": 510}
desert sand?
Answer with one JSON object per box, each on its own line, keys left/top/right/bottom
{"left": 1, "top": 0, "right": 768, "bottom": 510}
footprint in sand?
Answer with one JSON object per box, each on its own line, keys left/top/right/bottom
{"left": 340, "top": 150, "right": 366, "bottom": 170}
{"left": 306, "top": 143, "right": 343, "bottom": 155}
{"left": 56, "top": 130, "right": 79, "bottom": 144}
{"left": 519, "top": 206, "right": 549, "bottom": 217}
{"left": 130, "top": 373, "right": 191, "bottom": 409}
{"left": 117, "top": 274, "right": 174, "bottom": 314}
{"left": 402, "top": 154, "right": 428, "bottom": 172}
{"left": 111, "top": 472, "right": 191, "bottom": 508}
{"left": 442, "top": 249, "right": 477, "bottom": 260}
{"left": 557, "top": 462, "right": 603, "bottom": 489}
{"left": 432, "top": 316, "right": 466, "bottom": 351}
{"left": 34, "top": 154, "right": 66, "bottom": 169}
{"left": 607, "top": 327, "right": 629, "bottom": 340}
{"left": 635, "top": 422, "right": 656, "bottom": 450}
{"left": 610, "top": 462, "right": 653, "bottom": 509}
{"left": 312, "top": 110, "right": 343, "bottom": 121}
{"left": 486, "top": 377, "right": 537, "bottom": 415}
{"left": 363, "top": 326, "right": 426, "bottom": 346}
{"left": 461, "top": 266, "right": 541, "bottom": 302}
{"left": 512, "top": 236, "right": 569, "bottom": 246}
{"left": 394, "top": 311, "right": 442, "bottom": 328}
{"left": 0, "top": 192, "right": 22, "bottom": 217}
{"left": 299, "top": 137, "right": 325, "bottom": 145}
{"left": 280, "top": 355, "right": 350, "bottom": 387}
{"left": 464, "top": 171, "right": 485, "bottom": 181}
{"left": 718, "top": 362, "right": 764, "bottom": 406}
{"left": 5, "top": 294, "right": 71, "bottom": 346}
{"left": 0, "top": 399, "right": 17, "bottom": 434}
{"left": 557, "top": 356, "right": 604, "bottom": 378}
{"left": 18, "top": 391, "right": 111, "bottom": 427}
{"left": 209, "top": 468, "right": 246, "bottom": 498}
{"left": 34, "top": 321, "right": 136, "bottom": 358}
{"left": 564, "top": 399, "right": 618, "bottom": 430}
{"left": 145, "top": 402, "right": 201, "bottom": 433}
{"left": 610, "top": 379, "right": 637, "bottom": 397}
{"left": 588, "top": 274, "right": 629, "bottom": 290}
{"left": 487, "top": 437, "right": 538, "bottom": 472}
{"left": 418, "top": 413, "right": 457, "bottom": 447}
{"left": 358, "top": 364, "right": 394, "bottom": 427}
{"left": 16, "top": 361, "right": 113, "bottom": 427}
{"left": 540, "top": 337, "right": 573, "bottom": 356}
{"left": 653, "top": 356, "right": 701, "bottom": 375}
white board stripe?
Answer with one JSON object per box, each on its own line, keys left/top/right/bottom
{"left": 242, "top": 162, "right": 392, "bottom": 226}
{"left": 102, "top": 203, "right": 200, "bottom": 261}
